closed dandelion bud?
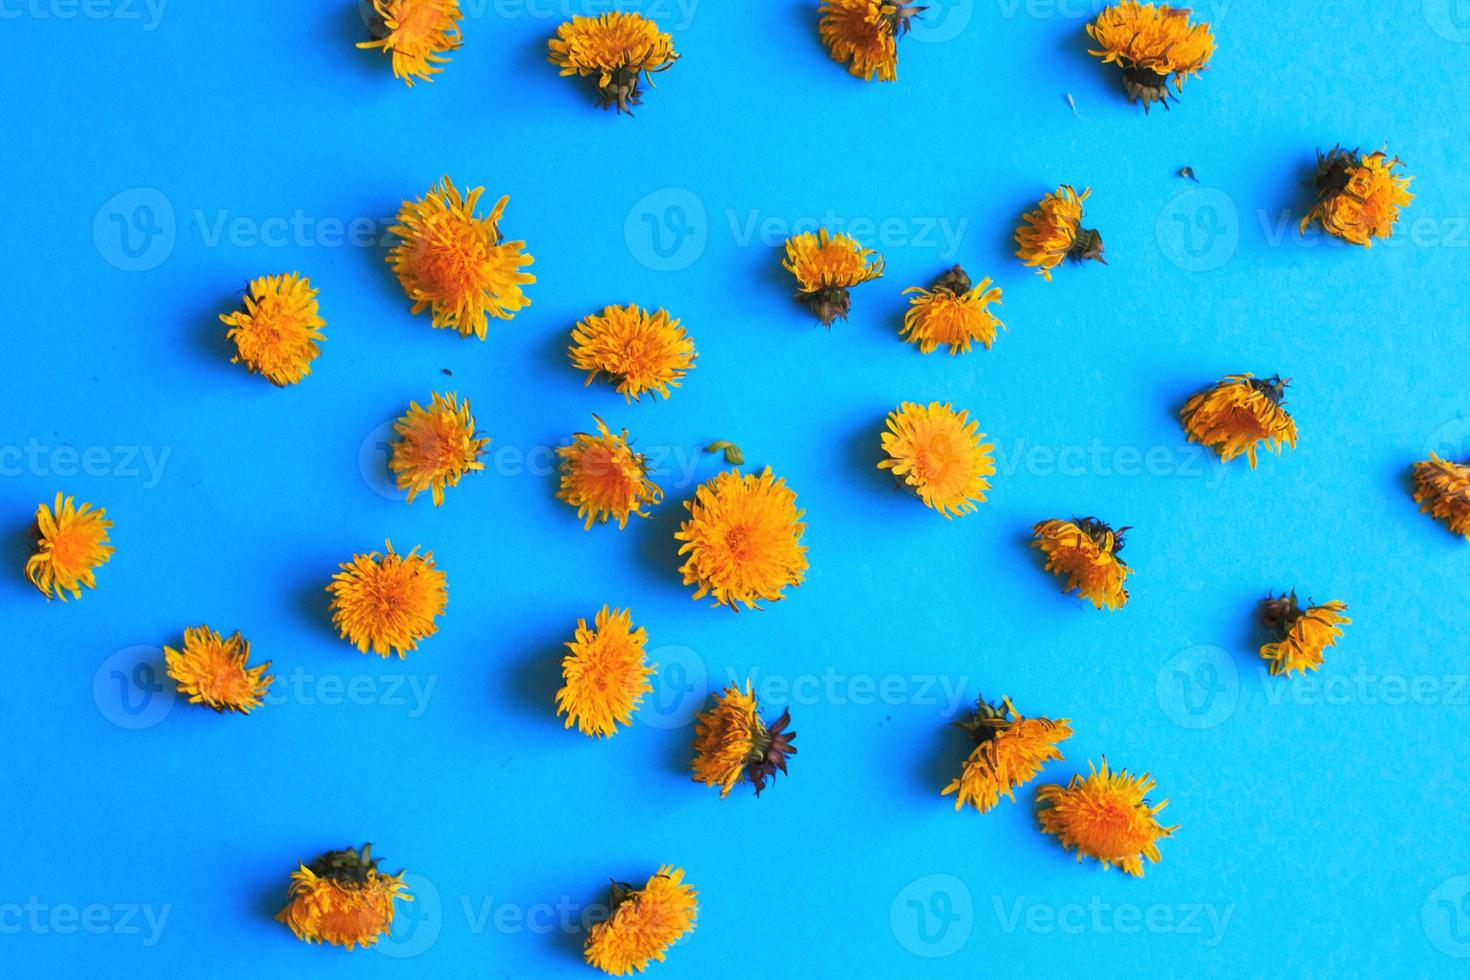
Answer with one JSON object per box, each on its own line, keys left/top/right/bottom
{"left": 942, "top": 696, "right": 1071, "bottom": 814}
{"left": 1300, "top": 146, "right": 1415, "bottom": 246}
{"left": 1086, "top": 2, "right": 1214, "bottom": 112}
{"left": 1014, "top": 185, "right": 1104, "bottom": 280}
{"left": 584, "top": 867, "right": 697, "bottom": 975}
{"left": 1180, "top": 373, "right": 1297, "bottom": 468}
{"left": 1037, "top": 760, "right": 1177, "bottom": 877}
{"left": 818, "top": 0, "right": 926, "bottom": 82}
{"left": 1031, "top": 517, "right": 1132, "bottom": 610}
{"left": 782, "top": 228, "right": 884, "bottom": 328}
{"left": 1258, "top": 591, "right": 1349, "bottom": 677}
{"left": 691, "top": 682, "right": 797, "bottom": 797}
{"left": 357, "top": 0, "right": 463, "bottom": 86}
{"left": 548, "top": 13, "right": 678, "bottom": 115}
{"left": 276, "top": 844, "right": 412, "bottom": 950}
{"left": 1412, "top": 453, "right": 1470, "bottom": 540}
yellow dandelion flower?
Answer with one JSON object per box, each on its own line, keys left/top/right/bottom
{"left": 1258, "top": 592, "right": 1349, "bottom": 677}
{"left": 782, "top": 228, "right": 885, "bottom": 327}
{"left": 584, "top": 867, "right": 697, "bottom": 976}
{"left": 942, "top": 696, "right": 1072, "bottom": 814}
{"left": 555, "top": 605, "right": 654, "bottom": 737}
{"left": 1015, "top": 185, "right": 1104, "bottom": 280}
{"left": 548, "top": 12, "right": 678, "bottom": 114}
{"left": 818, "top": 0, "right": 924, "bottom": 82}
{"left": 569, "top": 304, "right": 696, "bottom": 402}
{"left": 878, "top": 401, "right": 995, "bottom": 518}
{"left": 357, "top": 0, "right": 462, "bottom": 86}
{"left": 1031, "top": 517, "right": 1132, "bottom": 610}
{"left": 675, "top": 467, "right": 809, "bottom": 610}
{"left": 25, "top": 493, "right": 114, "bottom": 601}
{"left": 327, "top": 541, "right": 447, "bottom": 659}
{"left": 163, "top": 625, "right": 273, "bottom": 714}
{"left": 691, "top": 681, "right": 797, "bottom": 798}
{"left": 386, "top": 176, "right": 535, "bottom": 339}
{"left": 1412, "top": 453, "right": 1470, "bottom": 540}
{"left": 1301, "top": 147, "right": 1415, "bottom": 246}
{"left": 389, "top": 391, "right": 488, "bottom": 506}
{"left": 1038, "top": 760, "right": 1177, "bottom": 877}
{"left": 556, "top": 416, "right": 662, "bottom": 529}
{"left": 1180, "top": 373, "right": 1297, "bottom": 468}
{"left": 219, "top": 273, "right": 325, "bottom": 386}
{"left": 277, "top": 844, "right": 412, "bottom": 950}
{"left": 1086, "top": 2, "right": 1214, "bottom": 111}
{"left": 901, "top": 265, "right": 1005, "bottom": 354}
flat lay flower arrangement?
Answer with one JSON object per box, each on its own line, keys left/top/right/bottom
{"left": 12, "top": 1, "right": 1470, "bottom": 976}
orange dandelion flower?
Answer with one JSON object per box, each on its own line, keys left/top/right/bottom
{"left": 1412, "top": 453, "right": 1470, "bottom": 540}
{"left": 584, "top": 867, "right": 697, "bottom": 976}
{"left": 386, "top": 176, "right": 535, "bottom": 340}
{"left": 277, "top": 844, "right": 412, "bottom": 950}
{"left": 1180, "top": 373, "right": 1297, "bottom": 468}
{"left": 878, "top": 401, "right": 995, "bottom": 518}
{"left": 388, "top": 391, "right": 488, "bottom": 506}
{"left": 675, "top": 467, "right": 809, "bottom": 610}
{"left": 1086, "top": 2, "right": 1214, "bottom": 111}
{"left": 1259, "top": 592, "right": 1349, "bottom": 677}
{"left": 1038, "top": 760, "right": 1176, "bottom": 877}
{"left": 1015, "top": 185, "right": 1104, "bottom": 280}
{"left": 569, "top": 304, "right": 696, "bottom": 402}
{"left": 1301, "top": 147, "right": 1415, "bottom": 246}
{"left": 1031, "top": 517, "right": 1132, "bottom": 610}
{"left": 555, "top": 605, "right": 654, "bottom": 737}
{"left": 691, "top": 681, "right": 797, "bottom": 797}
{"left": 942, "top": 696, "right": 1071, "bottom": 814}
{"left": 164, "top": 625, "right": 273, "bottom": 714}
{"left": 358, "top": 0, "right": 462, "bottom": 86}
{"left": 219, "top": 273, "right": 325, "bottom": 386}
{"left": 782, "top": 228, "right": 884, "bottom": 327}
{"left": 818, "top": 0, "right": 924, "bottom": 82}
{"left": 25, "top": 493, "right": 113, "bottom": 601}
{"left": 901, "top": 265, "right": 1004, "bottom": 354}
{"left": 327, "top": 541, "right": 447, "bottom": 659}
{"left": 556, "top": 416, "right": 662, "bottom": 529}
{"left": 548, "top": 12, "right": 678, "bottom": 114}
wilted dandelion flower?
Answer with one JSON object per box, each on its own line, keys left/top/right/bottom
{"left": 556, "top": 416, "right": 662, "bottom": 529}
{"left": 942, "top": 696, "right": 1071, "bottom": 814}
{"left": 1301, "top": 147, "right": 1414, "bottom": 246}
{"left": 327, "top": 541, "right": 447, "bottom": 659}
{"left": 164, "top": 625, "right": 273, "bottom": 714}
{"left": 691, "top": 681, "right": 797, "bottom": 797}
{"left": 1031, "top": 517, "right": 1132, "bottom": 610}
{"left": 1015, "top": 185, "right": 1104, "bottom": 280}
{"left": 1038, "top": 760, "right": 1176, "bottom": 877}
{"left": 277, "top": 844, "right": 412, "bottom": 950}
{"left": 358, "top": 0, "right": 462, "bottom": 86}
{"left": 584, "top": 867, "right": 697, "bottom": 976}
{"left": 878, "top": 402, "right": 995, "bottom": 518}
{"left": 1412, "top": 453, "right": 1470, "bottom": 540}
{"left": 1086, "top": 2, "right": 1214, "bottom": 112}
{"left": 569, "top": 304, "right": 695, "bottom": 402}
{"left": 548, "top": 12, "right": 678, "bottom": 114}
{"left": 388, "top": 391, "right": 488, "bottom": 506}
{"left": 1180, "top": 373, "right": 1296, "bottom": 468}
{"left": 386, "top": 176, "right": 534, "bottom": 339}
{"left": 818, "top": 0, "right": 924, "bottom": 82}
{"left": 675, "top": 468, "right": 808, "bottom": 610}
{"left": 219, "top": 273, "right": 324, "bottom": 386}
{"left": 1258, "top": 592, "right": 1349, "bottom": 677}
{"left": 25, "top": 493, "right": 113, "bottom": 601}
{"left": 901, "top": 265, "right": 1004, "bottom": 354}
{"left": 555, "top": 605, "right": 655, "bottom": 737}
{"left": 782, "top": 228, "right": 884, "bottom": 327}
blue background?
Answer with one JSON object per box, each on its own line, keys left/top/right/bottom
{"left": 6, "top": 0, "right": 1470, "bottom": 976}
